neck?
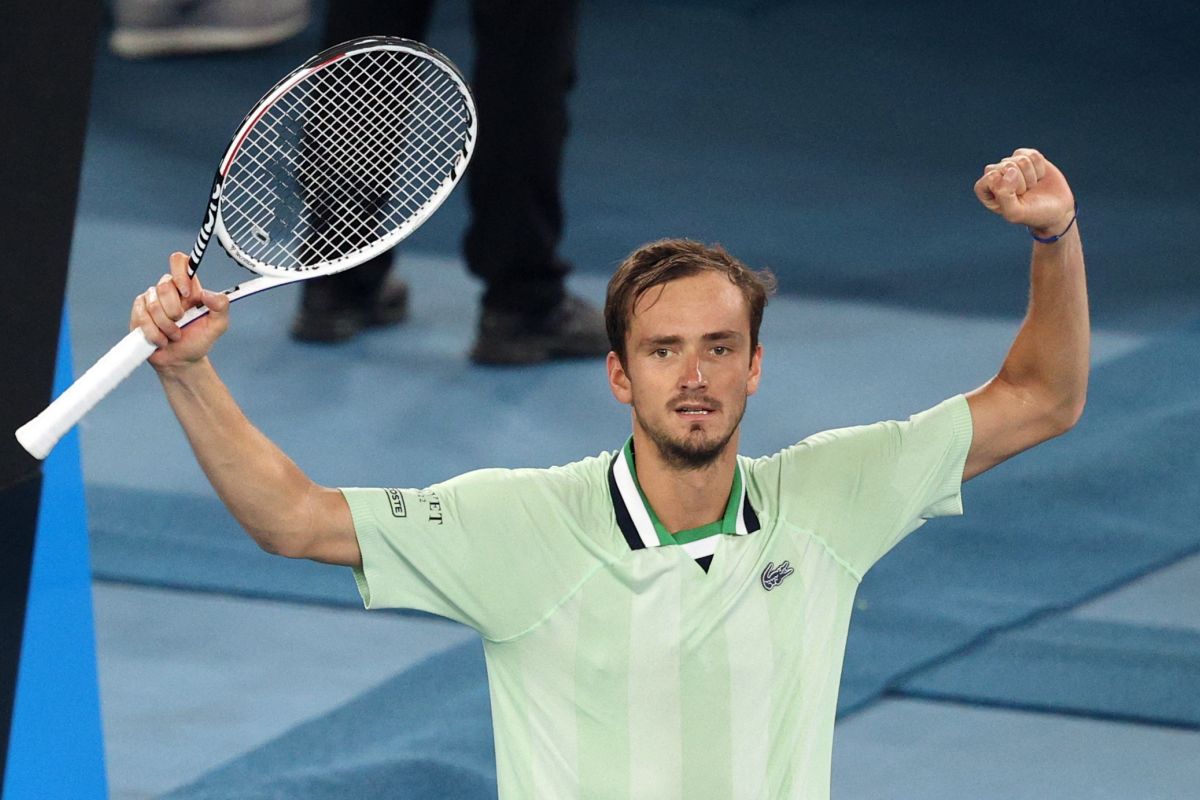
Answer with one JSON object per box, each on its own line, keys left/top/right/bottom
{"left": 629, "top": 427, "right": 740, "bottom": 533}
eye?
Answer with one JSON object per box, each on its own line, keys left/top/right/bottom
{"left": 712, "top": 345, "right": 730, "bottom": 356}
{"left": 652, "top": 348, "right": 671, "bottom": 358}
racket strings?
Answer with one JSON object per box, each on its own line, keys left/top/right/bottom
{"left": 221, "top": 47, "right": 472, "bottom": 271}
{"left": 296, "top": 61, "right": 459, "bottom": 237}
{"left": 246, "top": 56, "right": 459, "bottom": 264}
{"left": 320, "top": 64, "right": 467, "bottom": 213}
{"left": 278, "top": 58, "right": 455, "bottom": 244}
{"left": 303, "top": 64, "right": 466, "bottom": 262}
{"left": 301, "top": 54, "right": 470, "bottom": 230}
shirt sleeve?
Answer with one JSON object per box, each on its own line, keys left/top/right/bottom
{"left": 752, "top": 394, "right": 974, "bottom": 578}
{"left": 340, "top": 462, "right": 605, "bottom": 640}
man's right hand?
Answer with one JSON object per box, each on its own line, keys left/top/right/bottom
{"left": 131, "top": 251, "right": 231, "bottom": 372}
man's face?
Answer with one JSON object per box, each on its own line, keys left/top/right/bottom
{"left": 607, "top": 271, "right": 763, "bottom": 470}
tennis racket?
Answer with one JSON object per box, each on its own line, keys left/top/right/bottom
{"left": 16, "top": 36, "right": 476, "bottom": 460}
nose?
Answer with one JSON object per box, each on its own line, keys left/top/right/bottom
{"left": 679, "top": 352, "right": 706, "bottom": 390}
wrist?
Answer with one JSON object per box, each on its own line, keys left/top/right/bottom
{"left": 154, "top": 356, "right": 212, "bottom": 384}
{"left": 1029, "top": 205, "right": 1079, "bottom": 244}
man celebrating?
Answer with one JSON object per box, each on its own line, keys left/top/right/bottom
{"left": 131, "top": 148, "right": 1086, "bottom": 798}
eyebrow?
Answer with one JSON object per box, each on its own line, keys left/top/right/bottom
{"left": 640, "top": 330, "right": 745, "bottom": 348}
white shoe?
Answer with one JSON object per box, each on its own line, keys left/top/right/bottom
{"left": 110, "top": 0, "right": 310, "bottom": 59}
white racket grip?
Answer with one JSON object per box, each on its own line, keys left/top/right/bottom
{"left": 16, "top": 329, "right": 159, "bottom": 460}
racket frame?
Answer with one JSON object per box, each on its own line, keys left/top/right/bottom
{"left": 193, "top": 36, "right": 476, "bottom": 282}
{"left": 15, "top": 36, "right": 476, "bottom": 460}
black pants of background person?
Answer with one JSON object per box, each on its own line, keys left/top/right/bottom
{"left": 294, "top": 0, "right": 602, "bottom": 363}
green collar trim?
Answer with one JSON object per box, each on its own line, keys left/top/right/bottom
{"left": 621, "top": 438, "right": 745, "bottom": 548}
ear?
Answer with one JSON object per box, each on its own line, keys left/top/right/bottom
{"left": 746, "top": 343, "right": 764, "bottom": 397}
{"left": 607, "top": 351, "right": 632, "bottom": 405}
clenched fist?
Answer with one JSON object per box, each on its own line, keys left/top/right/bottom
{"left": 975, "top": 148, "right": 1075, "bottom": 238}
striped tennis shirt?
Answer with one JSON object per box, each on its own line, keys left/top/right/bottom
{"left": 344, "top": 394, "right": 973, "bottom": 799}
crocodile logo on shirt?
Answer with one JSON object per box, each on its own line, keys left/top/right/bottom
{"left": 761, "top": 560, "right": 794, "bottom": 591}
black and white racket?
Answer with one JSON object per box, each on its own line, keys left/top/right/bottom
{"left": 17, "top": 36, "right": 476, "bottom": 460}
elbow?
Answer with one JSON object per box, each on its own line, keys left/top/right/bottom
{"left": 246, "top": 526, "right": 309, "bottom": 560}
{"left": 242, "top": 481, "right": 329, "bottom": 560}
{"left": 1049, "top": 391, "right": 1087, "bottom": 436}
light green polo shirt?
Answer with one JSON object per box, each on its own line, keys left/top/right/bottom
{"left": 343, "top": 394, "right": 973, "bottom": 799}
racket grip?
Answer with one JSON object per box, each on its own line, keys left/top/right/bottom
{"left": 15, "top": 329, "right": 159, "bottom": 460}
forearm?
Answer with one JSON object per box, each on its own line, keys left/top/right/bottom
{"left": 994, "top": 221, "right": 1089, "bottom": 428}
{"left": 156, "top": 357, "right": 331, "bottom": 557}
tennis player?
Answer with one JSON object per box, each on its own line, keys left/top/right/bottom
{"left": 133, "top": 148, "right": 1086, "bottom": 799}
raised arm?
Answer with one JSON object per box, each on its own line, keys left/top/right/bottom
{"left": 963, "top": 148, "right": 1088, "bottom": 481}
{"left": 132, "top": 252, "right": 360, "bottom": 567}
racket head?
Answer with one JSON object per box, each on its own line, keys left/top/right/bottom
{"left": 205, "top": 36, "right": 477, "bottom": 280}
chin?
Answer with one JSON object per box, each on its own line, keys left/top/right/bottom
{"left": 633, "top": 406, "right": 743, "bottom": 471}
{"left": 655, "top": 428, "right": 735, "bottom": 470}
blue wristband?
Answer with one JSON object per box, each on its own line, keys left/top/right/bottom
{"left": 1030, "top": 206, "right": 1079, "bottom": 244}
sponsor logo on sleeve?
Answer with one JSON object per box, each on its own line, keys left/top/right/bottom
{"left": 417, "top": 489, "right": 444, "bottom": 525}
{"left": 384, "top": 489, "right": 406, "bottom": 518}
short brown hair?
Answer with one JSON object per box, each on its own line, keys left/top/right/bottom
{"left": 605, "top": 238, "right": 777, "bottom": 364}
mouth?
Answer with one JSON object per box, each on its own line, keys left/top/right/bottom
{"left": 672, "top": 398, "right": 720, "bottom": 418}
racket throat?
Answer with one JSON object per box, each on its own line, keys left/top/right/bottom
{"left": 188, "top": 174, "right": 225, "bottom": 276}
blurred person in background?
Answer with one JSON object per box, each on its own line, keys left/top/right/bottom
{"left": 290, "top": 0, "right": 606, "bottom": 364}
{"left": 109, "top": 0, "right": 310, "bottom": 58}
